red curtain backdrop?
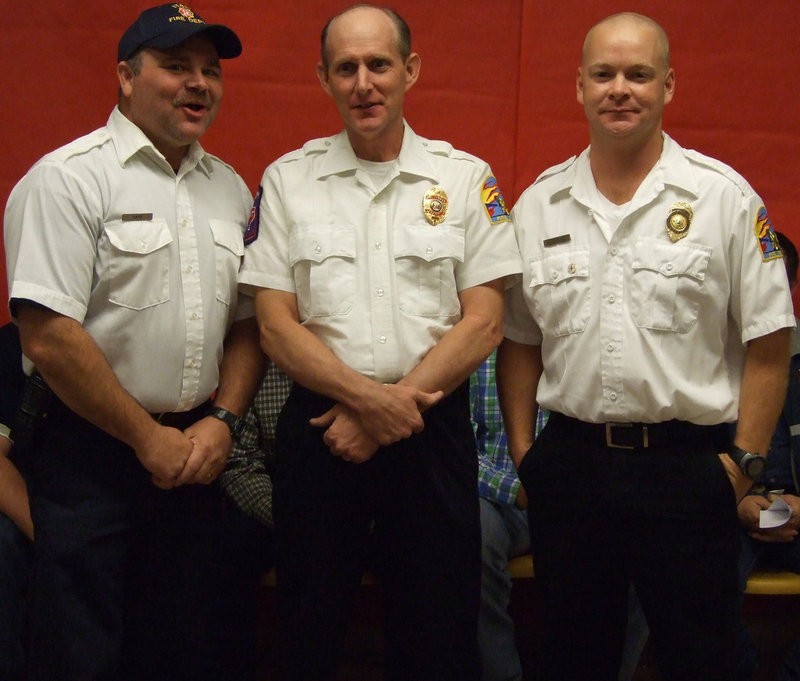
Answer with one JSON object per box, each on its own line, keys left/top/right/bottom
{"left": 2, "top": 0, "right": 799, "bottom": 326}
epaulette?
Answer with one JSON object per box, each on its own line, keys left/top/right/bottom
{"left": 41, "top": 128, "right": 109, "bottom": 164}
{"left": 682, "top": 148, "right": 752, "bottom": 198}
{"left": 532, "top": 156, "right": 577, "bottom": 187}
{"left": 421, "top": 139, "right": 454, "bottom": 157}
{"left": 301, "top": 136, "right": 336, "bottom": 156}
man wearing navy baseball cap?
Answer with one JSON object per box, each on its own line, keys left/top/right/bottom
{"left": 4, "top": 4, "right": 266, "bottom": 680}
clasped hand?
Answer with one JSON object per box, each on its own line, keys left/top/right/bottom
{"left": 310, "top": 383, "right": 443, "bottom": 463}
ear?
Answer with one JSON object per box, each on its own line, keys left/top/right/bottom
{"left": 663, "top": 67, "right": 676, "bottom": 106}
{"left": 576, "top": 66, "right": 585, "bottom": 105}
{"left": 404, "top": 52, "right": 421, "bottom": 92}
{"left": 317, "top": 62, "right": 333, "bottom": 98}
{"left": 117, "top": 61, "right": 135, "bottom": 98}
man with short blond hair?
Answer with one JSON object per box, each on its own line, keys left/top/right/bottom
{"left": 499, "top": 12, "right": 793, "bottom": 681}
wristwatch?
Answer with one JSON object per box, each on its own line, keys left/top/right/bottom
{"left": 728, "top": 444, "right": 767, "bottom": 481}
{"left": 207, "top": 406, "right": 246, "bottom": 439}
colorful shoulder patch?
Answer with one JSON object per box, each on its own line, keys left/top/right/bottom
{"left": 754, "top": 206, "right": 782, "bottom": 262}
{"left": 481, "top": 176, "right": 511, "bottom": 225}
{"left": 244, "top": 185, "right": 262, "bottom": 245}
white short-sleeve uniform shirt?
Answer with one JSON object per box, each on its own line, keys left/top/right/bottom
{"left": 505, "top": 134, "right": 795, "bottom": 425}
{"left": 241, "top": 123, "right": 522, "bottom": 383}
{"left": 4, "top": 107, "right": 253, "bottom": 412}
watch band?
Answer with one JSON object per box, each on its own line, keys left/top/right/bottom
{"left": 207, "top": 406, "right": 246, "bottom": 438}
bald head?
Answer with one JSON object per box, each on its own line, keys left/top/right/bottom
{"left": 320, "top": 4, "right": 411, "bottom": 69}
{"left": 583, "top": 13, "right": 670, "bottom": 71}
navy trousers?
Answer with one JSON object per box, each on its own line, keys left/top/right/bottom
{"left": 273, "top": 382, "right": 481, "bottom": 681}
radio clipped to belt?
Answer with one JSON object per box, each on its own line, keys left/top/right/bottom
{"left": 11, "top": 372, "right": 54, "bottom": 455}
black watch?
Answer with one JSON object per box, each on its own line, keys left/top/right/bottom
{"left": 728, "top": 445, "right": 767, "bottom": 481}
{"left": 208, "top": 406, "right": 246, "bottom": 439}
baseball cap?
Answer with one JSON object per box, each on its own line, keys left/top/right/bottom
{"left": 118, "top": 3, "right": 242, "bottom": 62}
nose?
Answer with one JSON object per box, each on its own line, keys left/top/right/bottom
{"left": 185, "top": 68, "right": 209, "bottom": 93}
{"left": 355, "top": 65, "right": 372, "bottom": 95}
{"left": 608, "top": 74, "right": 629, "bottom": 100}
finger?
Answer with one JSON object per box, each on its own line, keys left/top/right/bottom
{"left": 151, "top": 474, "right": 174, "bottom": 490}
{"left": 415, "top": 390, "right": 444, "bottom": 410}
{"left": 175, "top": 451, "right": 204, "bottom": 486}
{"left": 310, "top": 407, "right": 337, "bottom": 428}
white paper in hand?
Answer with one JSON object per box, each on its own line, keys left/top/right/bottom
{"left": 759, "top": 496, "right": 792, "bottom": 529}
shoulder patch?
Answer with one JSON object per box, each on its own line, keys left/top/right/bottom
{"left": 481, "top": 175, "right": 511, "bottom": 224}
{"left": 244, "top": 185, "right": 262, "bottom": 245}
{"left": 754, "top": 206, "right": 782, "bottom": 261}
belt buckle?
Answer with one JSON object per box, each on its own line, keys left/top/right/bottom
{"left": 605, "top": 422, "right": 648, "bottom": 449}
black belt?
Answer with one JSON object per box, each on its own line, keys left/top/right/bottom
{"left": 151, "top": 400, "right": 212, "bottom": 431}
{"left": 548, "top": 412, "right": 728, "bottom": 451}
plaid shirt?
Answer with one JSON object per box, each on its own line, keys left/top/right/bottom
{"left": 471, "top": 351, "right": 547, "bottom": 506}
{"left": 218, "top": 361, "right": 292, "bottom": 528}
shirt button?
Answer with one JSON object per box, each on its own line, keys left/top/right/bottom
{"left": 568, "top": 263, "right": 577, "bottom": 274}
{"left": 191, "top": 312, "right": 198, "bottom": 321}
{"left": 140, "top": 240, "right": 148, "bottom": 249}
{"left": 314, "top": 244, "right": 322, "bottom": 254}
{"left": 379, "top": 336, "right": 387, "bottom": 344}
{"left": 588, "top": 209, "right": 593, "bottom": 216}
{"left": 324, "top": 140, "right": 331, "bottom": 147}
{"left": 607, "top": 343, "right": 615, "bottom": 352}
{"left": 666, "top": 263, "right": 674, "bottom": 272}
{"left": 376, "top": 288, "right": 384, "bottom": 297}
{"left": 609, "top": 392, "right": 618, "bottom": 401}
{"left": 375, "top": 242, "right": 382, "bottom": 250}
{"left": 608, "top": 295, "right": 616, "bottom": 304}
{"left": 426, "top": 246, "right": 433, "bottom": 255}
{"left": 185, "top": 265, "right": 192, "bottom": 273}
{"left": 610, "top": 248, "right": 618, "bottom": 256}
{"left": 551, "top": 271, "right": 559, "bottom": 281}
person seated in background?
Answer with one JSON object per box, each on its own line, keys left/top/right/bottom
{"left": 472, "top": 350, "right": 534, "bottom": 681}
{"left": 0, "top": 322, "right": 32, "bottom": 681}
{"left": 473, "top": 351, "right": 649, "bottom": 681}
{"left": 219, "top": 359, "right": 291, "bottom": 533}
{"left": 737, "top": 231, "right": 800, "bottom": 681}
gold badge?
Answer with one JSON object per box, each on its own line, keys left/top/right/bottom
{"left": 666, "top": 202, "right": 693, "bottom": 242}
{"left": 423, "top": 186, "right": 448, "bottom": 226}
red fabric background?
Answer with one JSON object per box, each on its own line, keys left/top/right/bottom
{"left": 2, "top": 0, "right": 799, "bottom": 326}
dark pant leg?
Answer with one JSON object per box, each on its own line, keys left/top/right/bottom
{"left": 520, "top": 421, "right": 629, "bottom": 681}
{"left": 0, "top": 513, "right": 32, "bottom": 681}
{"left": 375, "top": 384, "right": 482, "bottom": 681}
{"left": 26, "top": 406, "right": 142, "bottom": 681}
{"left": 627, "top": 444, "right": 741, "bottom": 681}
{"left": 272, "top": 386, "right": 373, "bottom": 681}
{"left": 122, "top": 485, "right": 272, "bottom": 681}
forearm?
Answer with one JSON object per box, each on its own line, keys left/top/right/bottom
{"left": 0, "top": 445, "right": 33, "bottom": 541}
{"left": 213, "top": 316, "right": 266, "bottom": 416}
{"left": 735, "top": 328, "right": 791, "bottom": 454}
{"left": 254, "top": 289, "right": 386, "bottom": 412}
{"left": 16, "top": 305, "right": 158, "bottom": 451}
{"left": 399, "top": 280, "right": 504, "bottom": 396}
{"left": 496, "top": 337, "right": 542, "bottom": 466}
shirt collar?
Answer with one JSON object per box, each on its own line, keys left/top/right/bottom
{"left": 107, "top": 106, "right": 213, "bottom": 177}
{"left": 555, "top": 132, "right": 700, "bottom": 206}
{"left": 315, "top": 121, "right": 439, "bottom": 183}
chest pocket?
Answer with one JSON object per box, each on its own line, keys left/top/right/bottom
{"left": 629, "top": 240, "right": 711, "bottom": 333}
{"left": 394, "top": 224, "right": 464, "bottom": 317}
{"left": 105, "top": 219, "right": 171, "bottom": 310}
{"left": 289, "top": 226, "right": 356, "bottom": 318}
{"left": 527, "top": 248, "right": 591, "bottom": 337}
{"left": 209, "top": 219, "right": 244, "bottom": 306}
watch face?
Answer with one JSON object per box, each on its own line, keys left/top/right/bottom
{"left": 744, "top": 455, "right": 766, "bottom": 480}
